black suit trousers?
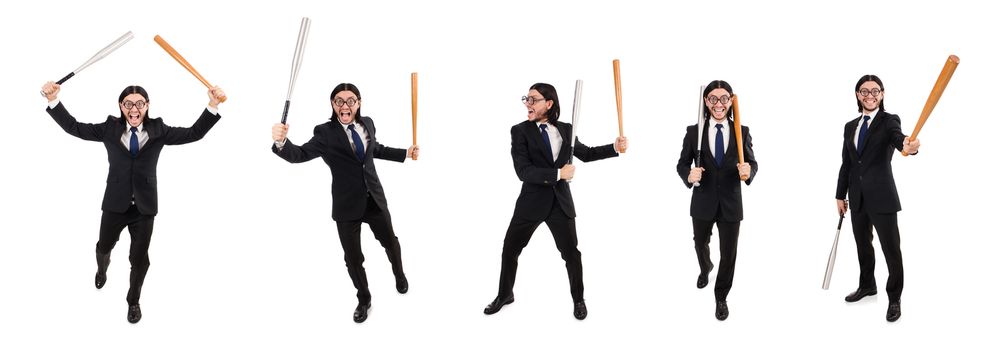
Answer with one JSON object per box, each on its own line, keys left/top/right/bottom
{"left": 335, "top": 196, "right": 405, "bottom": 303}
{"left": 850, "top": 208, "right": 903, "bottom": 301}
{"left": 96, "top": 205, "right": 154, "bottom": 306}
{"left": 497, "top": 199, "right": 584, "bottom": 302}
{"left": 692, "top": 213, "right": 740, "bottom": 302}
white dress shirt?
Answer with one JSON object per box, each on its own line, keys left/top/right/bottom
{"left": 536, "top": 121, "right": 562, "bottom": 163}
{"left": 708, "top": 118, "right": 730, "bottom": 157}
{"left": 340, "top": 120, "right": 369, "bottom": 153}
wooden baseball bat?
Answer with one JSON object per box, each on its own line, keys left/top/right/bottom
{"left": 153, "top": 35, "right": 226, "bottom": 102}
{"left": 902, "top": 54, "right": 959, "bottom": 156}
{"left": 731, "top": 95, "right": 748, "bottom": 181}
{"left": 411, "top": 72, "right": 418, "bottom": 160}
{"left": 613, "top": 59, "right": 625, "bottom": 153}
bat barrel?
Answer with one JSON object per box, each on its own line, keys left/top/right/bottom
{"left": 411, "top": 72, "right": 418, "bottom": 160}
{"left": 613, "top": 59, "right": 625, "bottom": 146}
{"left": 731, "top": 95, "right": 748, "bottom": 181}
{"left": 902, "top": 54, "right": 959, "bottom": 156}
{"left": 822, "top": 215, "right": 845, "bottom": 290}
{"left": 287, "top": 17, "right": 311, "bottom": 100}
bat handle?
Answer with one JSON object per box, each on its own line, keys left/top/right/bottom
{"left": 55, "top": 72, "right": 75, "bottom": 85}
{"left": 693, "top": 156, "right": 701, "bottom": 187}
{"left": 41, "top": 72, "right": 75, "bottom": 96}
{"left": 900, "top": 138, "right": 914, "bottom": 157}
{"left": 280, "top": 100, "right": 290, "bottom": 124}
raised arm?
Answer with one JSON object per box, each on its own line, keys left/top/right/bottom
{"left": 42, "top": 81, "right": 106, "bottom": 142}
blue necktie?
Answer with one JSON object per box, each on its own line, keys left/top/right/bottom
{"left": 857, "top": 115, "right": 870, "bottom": 156}
{"left": 348, "top": 124, "right": 366, "bottom": 162}
{"left": 129, "top": 127, "right": 139, "bottom": 158}
{"left": 540, "top": 124, "right": 553, "bottom": 161}
{"left": 714, "top": 124, "right": 724, "bottom": 167}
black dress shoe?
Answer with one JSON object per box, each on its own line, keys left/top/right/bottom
{"left": 396, "top": 276, "right": 409, "bottom": 294}
{"left": 353, "top": 302, "right": 371, "bottom": 323}
{"left": 844, "top": 287, "right": 878, "bottom": 302}
{"left": 715, "top": 301, "right": 729, "bottom": 321}
{"left": 573, "top": 301, "right": 588, "bottom": 320}
{"left": 697, "top": 269, "right": 711, "bottom": 289}
{"left": 127, "top": 304, "right": 142, "bottom": 324}
{"left": 886, "top": 300, "right": 901, "bottom": 322}
{"left": 95, "top": 251, "right": 111, "bottom": 289}
{"left": 483, "top": 295, "right": 514, "bottom": 315}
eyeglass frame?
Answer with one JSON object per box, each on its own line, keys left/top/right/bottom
{"left": 858, "top": 88, "right": 883, "bottom": 97}
{"left": 332, "top": 98, "right": 360, "bottom": 107}
{"left": 121, "top": 100, "right": 148, "bottom": 110}
{"left": 521, "top": 96, "right": 547, "bottom": 105}
{"left": 705, "top": 95, "right": 732, "bottom": 105}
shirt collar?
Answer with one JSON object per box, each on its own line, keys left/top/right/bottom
{"left": 340, "top": 120, "right": 362, "bottom": 131}
{"left": 126, "top": 121, "right": 144, "bottom": 133}
{"left": 862, "top": 109, "right": 879, "bottom": 119}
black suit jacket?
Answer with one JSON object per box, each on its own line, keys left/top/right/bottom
{"left": 676, "top": 119, "right": 757, "bottom": 222}
{"left": 835, "top": 110, "right": 908, "bottom": 213}
{"left": 273, "top": 117, "right": 407, "bottom": 222}
{"left": 46, "top": 102, "right": 221, "bottom": 215}
{"left": 510, "top": 120, "right": 619, "bottom": 221}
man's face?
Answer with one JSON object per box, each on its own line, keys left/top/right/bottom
{"left": 524, "top": 89, "right": 553, "bottom": 122}
{"left": 332, "top": 90, "right": 360, "bottom": 125}
{"left": 857, "top": 81, "right": 884, "bottom": 113}
{"left": 120, "top": 93, "right": 148, "bottom": 128}
{"left": 705, "top": 88, "right": 732, "bottom": 122}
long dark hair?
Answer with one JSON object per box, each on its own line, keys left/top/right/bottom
{"left": 529, "top": 82, "right": 560, "bottom": 124}
{"left": 330, "top": 83, "right": 362, "bottom": 122}
{"left": 702, "top": 80, "right": 734, "bottom": 120}
{"left": 118, "top": 85, "right": 149, "bottom": 119}
{"left": 854, "top": 74, "right": 885, "bottom": 113}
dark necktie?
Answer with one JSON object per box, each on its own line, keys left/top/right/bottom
{"left": 714, "top": 124, "right": 724, "bottom": 167}
{"left": 540, "top": 124, "right": 553, "bottom": 162}
{"left": 348, "top": 124, "right": 366, "bottom": 161}
{"left": 129, "top": 127, "right": 139, "bottom": 158}
{"left": 857, "top": 115, "right": 870, "bottom": 156}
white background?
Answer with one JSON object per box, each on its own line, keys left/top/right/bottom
{"left": 1, "top": 0, "right": 1002, "bottom": 348}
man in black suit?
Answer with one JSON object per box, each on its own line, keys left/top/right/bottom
{"left": 484, "top": 83, "right": 627, "bottom": 320}
{"left": 271, "top": 83, "right": 417, "bottom": 323}
{"left": 676, "top": 80, "right": 757, "bottom": 321}
{"left": 40, "top": 82, "right": 225, "bottom": 323}
{"left": 836, "top": 75, "right": 920, "bottom": 322}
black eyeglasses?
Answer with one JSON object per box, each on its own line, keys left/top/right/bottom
{"left": 333, "top": 98, "right": 359, "bottom": 107}
{"left": 706, "top": 95, "right": 731, "bottom": 105}
{"left": 858, "top": 88, "right": 882, "bottom": 97}
{"left": 121, "top": 100, "right": 147, "bottom": 110}
{"left": 521, "top": 96, "right": 546, "bottom": 105}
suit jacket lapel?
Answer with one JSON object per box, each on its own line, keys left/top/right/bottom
{"left": 700, "top": 121, "right": 717, "bottom": 168}
{"left": 556, "top": 122, "right": 571, "bottom": 166}
{"left": 110, "top": 117, "right": 132, "bottom": 156}
{"left": 864, "top": 111, "right": 886, "bottom": 152}
{"left": 526, "top": 121, "right": 552, "bottom": 164}
{"left": 725, "top": 119, "right": 738, "bottom": 165}
{"left": 332, "top": 122, "right": 357, "bottom": 161}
